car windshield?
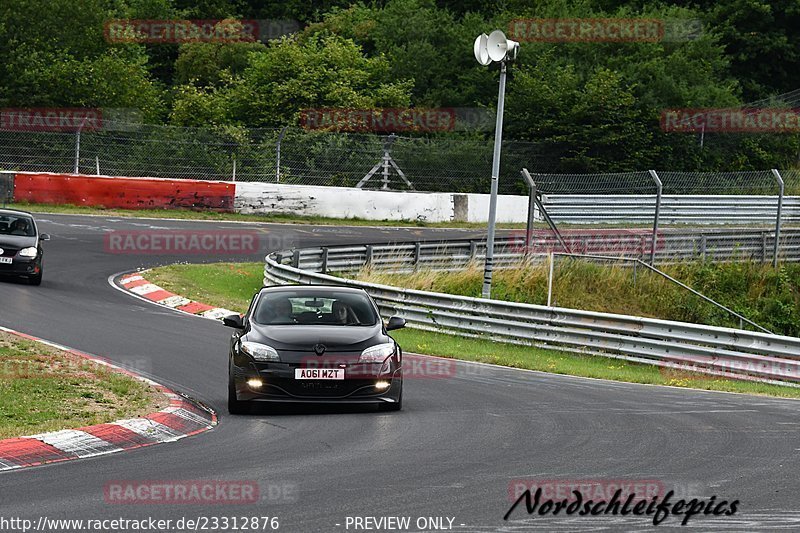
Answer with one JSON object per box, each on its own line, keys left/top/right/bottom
{"left": 0, "top": 214, "right": 35, "bottom": 237}
{"left": 253, "top": 290, "right": 379, "bottom": 326}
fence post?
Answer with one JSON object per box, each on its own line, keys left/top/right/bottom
{"left": 547, "top": 252, "right": 555, "bottom": 307}
{"left": 74, "top": 115, "right": 89, "bottom": 174}
{"left": 520, "top": 168, "right": 538, "bottom": 253}
{"left": 95, "top": 156, "right": 100, "bottom": 175}
{"left": 648, "top": 170, "right": 663, "bottom": 265}
{"left": 74, "top": 129, "right": 81, "bottom": 174}
{"left": 771, "top": 169, "right": 784, "bottom": 267}
{"left": 276, "top": 125, "right": 288, "bottom": 183}
{"left": 232, "top": 156, "right": 237, "bottom": 182}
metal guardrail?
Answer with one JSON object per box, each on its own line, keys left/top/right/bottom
{"left": 543, "top": 194, "right": 800, "bottom": 224}
{"left": 274, "top": 229, "right": 800, "bottom": 279}
{"left": 264, "top": 238, "right": 800, "bottom": 386}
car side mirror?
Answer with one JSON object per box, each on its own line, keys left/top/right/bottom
{"left": 39, "top": 233, "right": 51, "bottom": 241}
{"left": 386, "top": 316, "right": 406, "bottom": 331}
{"left": 222, "top": 314, "right": 244, "bottom": 329}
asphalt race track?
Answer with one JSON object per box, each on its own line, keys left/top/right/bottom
{"left": 1, "top": 213, "right": 799, "bottom": 532}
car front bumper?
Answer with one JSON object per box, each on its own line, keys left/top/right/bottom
{"left": 232, "top": 361, "right": 403, "bottom": 404}
{"left": 0, "top": 256, "right": 41, "bottom": 277}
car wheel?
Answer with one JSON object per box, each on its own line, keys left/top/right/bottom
{"left": 228, "top": 376, "right": 249, "bottom": 415}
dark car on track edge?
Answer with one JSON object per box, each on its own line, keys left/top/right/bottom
{"left": 224, "top": 285, "right": 406, "bottom": 414}
{"left": 0, "top": 208, "right": 50, "bottom": 285}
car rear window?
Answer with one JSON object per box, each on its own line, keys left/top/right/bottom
{"left": 253, "top": 290, "right": 379, "bottom": 326}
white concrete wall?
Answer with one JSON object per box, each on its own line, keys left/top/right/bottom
{"left": 234, "top": 182, "right": 533, "bottom": 223}
{"left": 464, "top": 192, "right": 534, "bottom": 223}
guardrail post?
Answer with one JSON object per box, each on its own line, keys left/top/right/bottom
{"left": 771, "top": 169, "right": 784, "bottom": 267}
{"left": 365, "top": 245, "right": 373, "bottom": 266}
{"left": 648, "top": 170, "right": 663, "bottom": 265}
{"left": 275, "top": 253, "right": 283, "bottom": 264}
{"left": 292, "top": 249, "right": 300, "bottom": 268}
{"left": 320, "top": 247, "right": 328, "bottom": 274}
{"left": 469, "top": 240, "right": 477, "bottom": 261}
{"left": 761, "top": 232, "right": 767, "bottom": 264}
{"left": 413, "top": 242, "right": 421, "bottom": 270}
{"left": 700, "top": 235, "right": 706, "bottom": 261}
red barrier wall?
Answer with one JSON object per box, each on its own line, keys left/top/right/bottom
{"left": 13, "top": 173, "right": 234, "bottom": 212}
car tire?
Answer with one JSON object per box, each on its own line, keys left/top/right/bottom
{"left": 228, "top": 376, "right": 249, "bottom": 415}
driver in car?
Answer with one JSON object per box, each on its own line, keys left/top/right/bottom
{"left": 9, "top": 218, "right": 30, "bottom": 236}
{"left": 331, "top": 300, "right": 353, "bottom": 325}
{"left": 270, "top": 298, "right": 294, "bottom": 324}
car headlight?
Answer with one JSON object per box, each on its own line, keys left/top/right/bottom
{"left": 18, "top": 247, "right": 38, "bottom": 258}
{"left": 240, "top": 341, "right": 280, "bottom": 362}
{"left": 359, "top": 343, "right": 395, "bottom": 363}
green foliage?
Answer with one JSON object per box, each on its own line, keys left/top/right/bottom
{"left": 2, "top": 0, "right": 800, "bottom": 172}
{"left": 171, "top": 33, "right": 413, "bottom": 127}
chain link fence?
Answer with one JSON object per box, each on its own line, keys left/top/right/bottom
{"left": 522, "top": 169, "right": 800, "bottom": 267}
{"left": 0, "top": 116, "right": 565, "bottom": 194}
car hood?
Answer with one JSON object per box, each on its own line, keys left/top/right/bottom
{"left": 247, "top": 322, "right": 386, "bottom": 353}
{"left": 0, "top": 235, "right": 37, "bottom": 249}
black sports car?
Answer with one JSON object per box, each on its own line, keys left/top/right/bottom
{"left": 223, "top": 285, "right": 405, "bottom": 414}
{"left": 0, "top": 209, "right": 50, "bottom": 285}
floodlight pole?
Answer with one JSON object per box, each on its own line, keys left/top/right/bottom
{"left": 481, "top": 61, "right": 507, "bottom": 299}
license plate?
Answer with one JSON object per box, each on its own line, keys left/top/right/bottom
{"left": 295, "top": 368, "right": 344, "bottom": 380}
{"left": 0, "top": 257, "right": 11, "bottom": 264}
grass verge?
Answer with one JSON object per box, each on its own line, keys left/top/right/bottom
{"left": 5, "top": 201, "right": 523, "bottom": 229}
{"left": 356, "top": 259, "right": 800, "bottom": 337}
{"left": 143, "top": 261, "right": 800, "bottom": 399}
{"left": 0, "top": 331, "right": 166, "bottom": 439}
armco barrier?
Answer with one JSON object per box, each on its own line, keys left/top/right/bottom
{"left": 11, "top": 172, "right": 235, "bottom": 211}
{"left": 543, "top": 194, "right": 800, "bottom": 225}
{"left": 264, "top": 239, "right": 800, "bottom": 385}
{"left": 276, "top": 230, "right": 800, "bottom": 276}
